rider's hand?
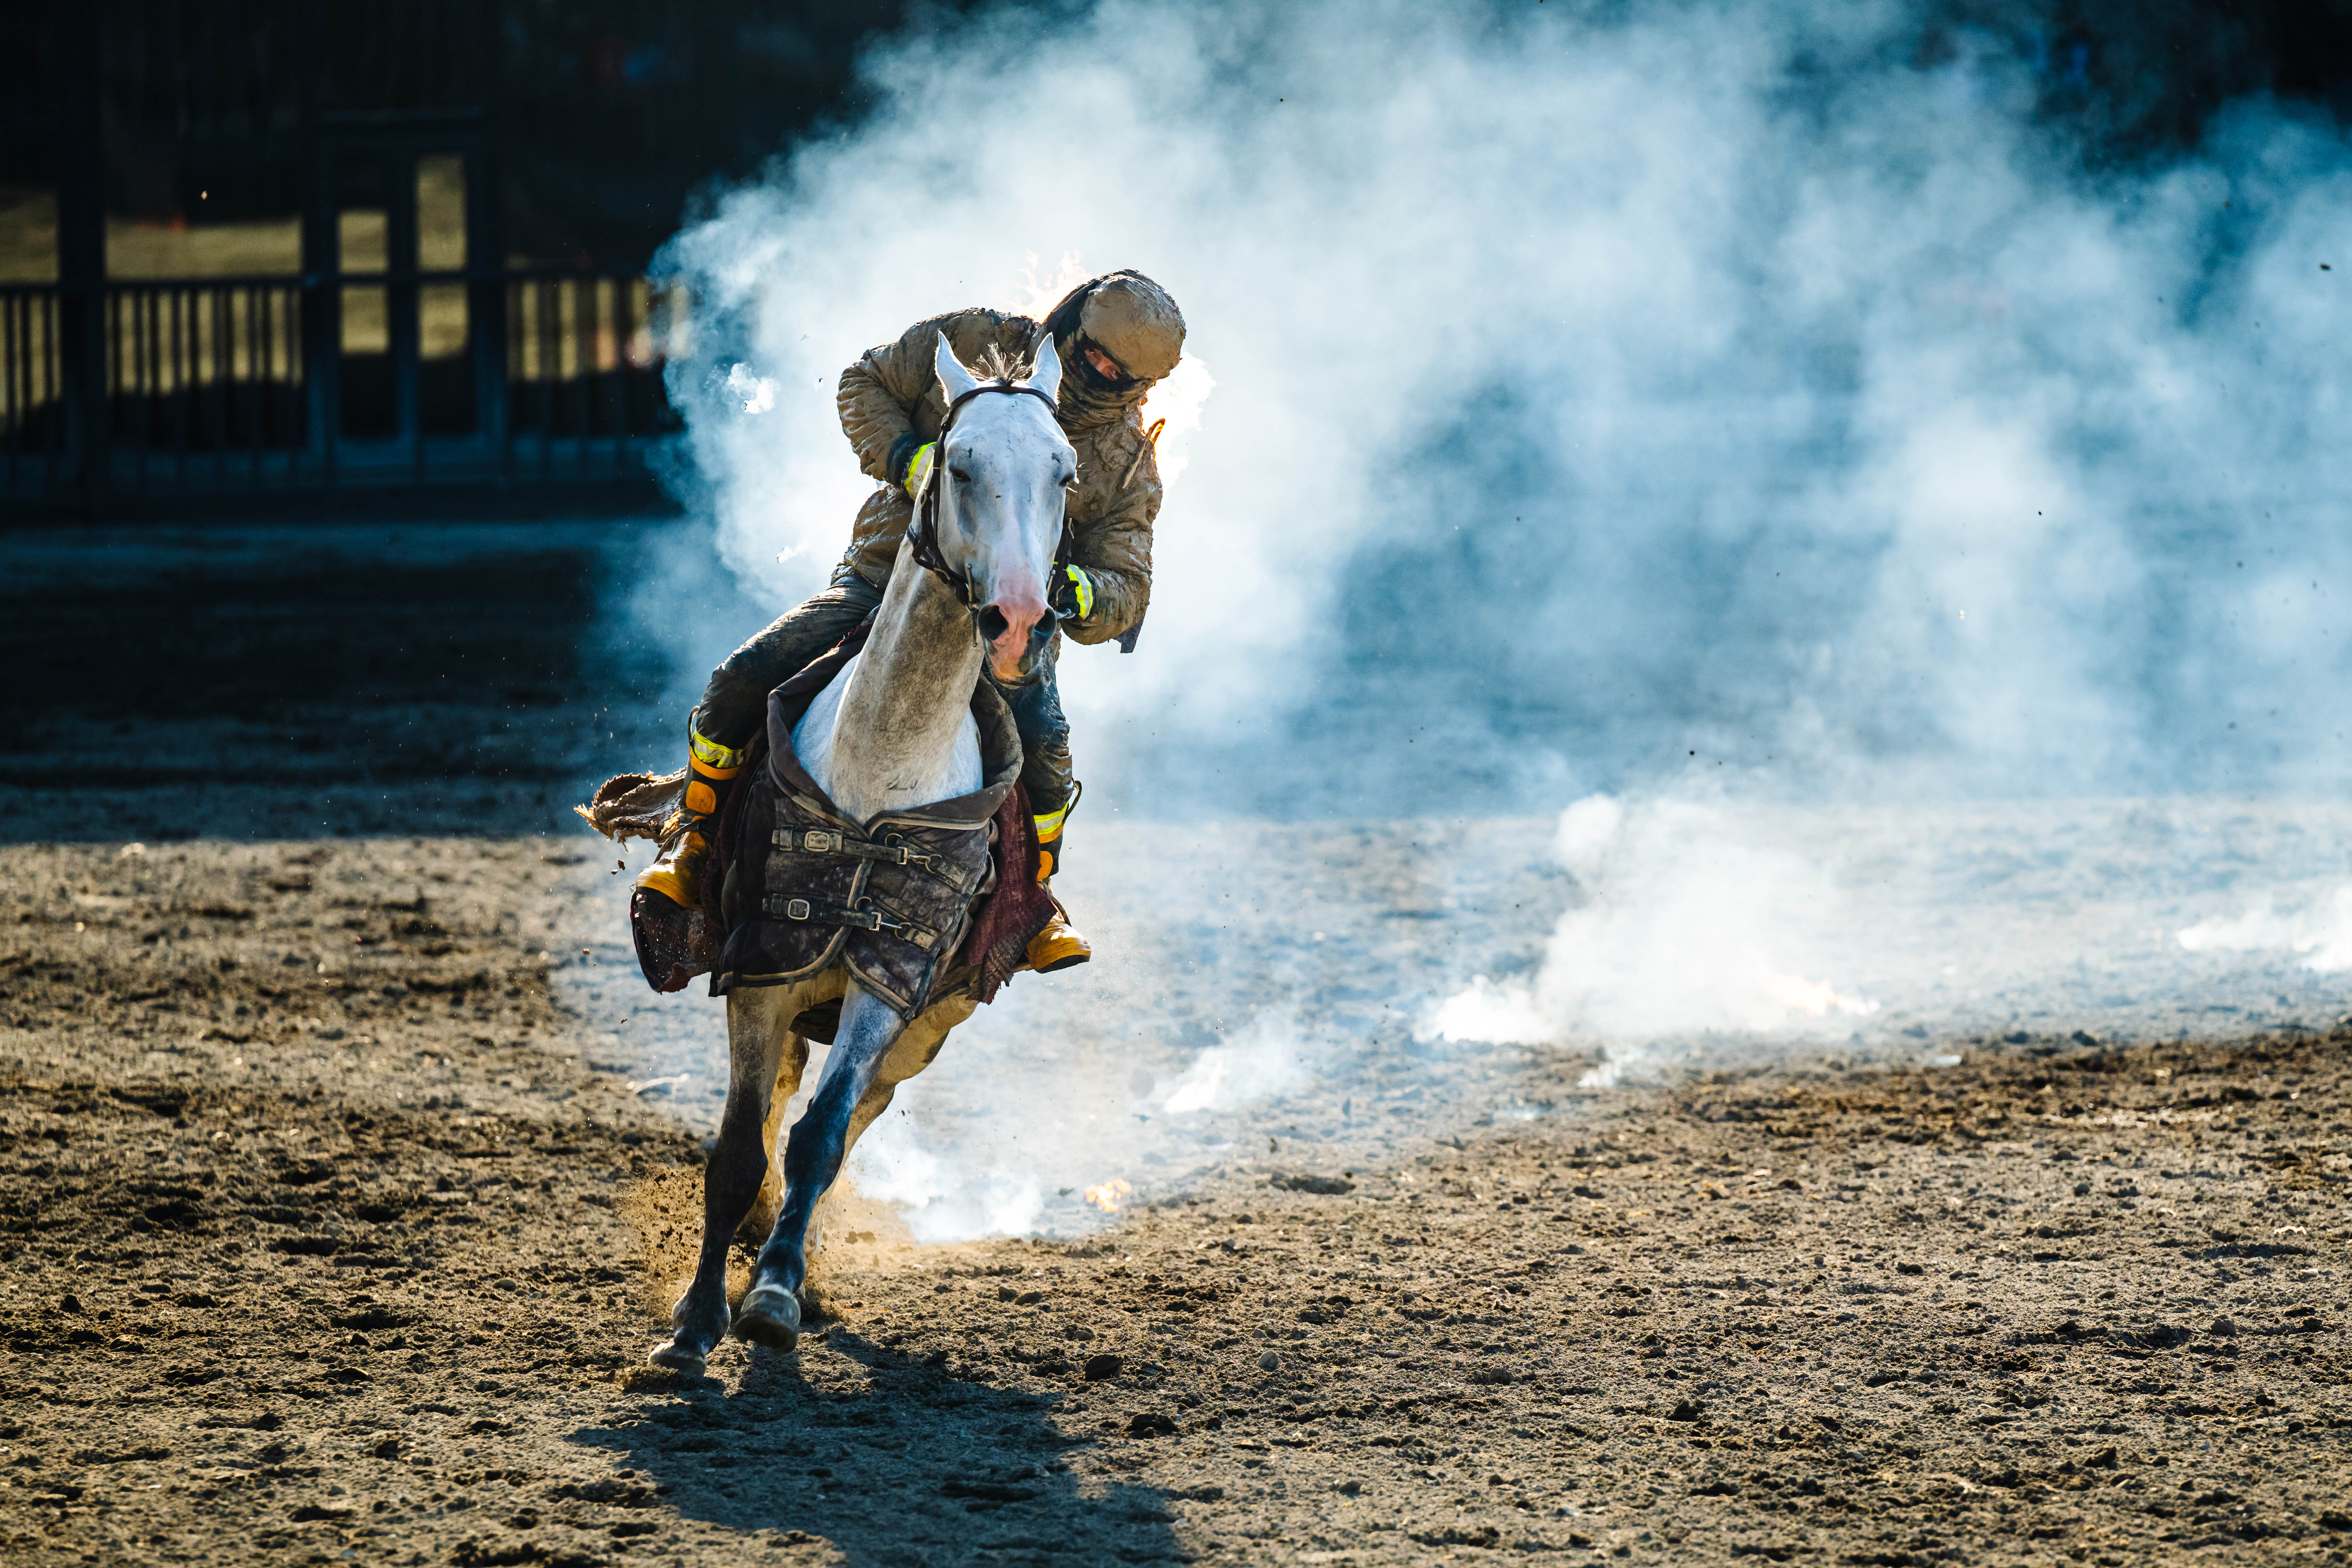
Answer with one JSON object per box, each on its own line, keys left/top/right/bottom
{"left": 901, "top": 440, "right": 936, "bottom": 499}
{"left": 1052, "top": 564, "right": 1096, "bottom": 621}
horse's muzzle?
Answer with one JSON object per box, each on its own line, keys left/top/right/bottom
{"left": 977, "top": 600, "right": 1058, "bottom": 682}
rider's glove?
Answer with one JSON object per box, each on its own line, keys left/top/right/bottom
{"left": 901, "top": 440, "right": 936, "bottom": 499}
{"left": 1052, "top": 563, "right": 1095, "bottom": 621}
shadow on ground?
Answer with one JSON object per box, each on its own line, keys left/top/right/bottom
{"left": 572, "top": 1332, "right": 1193, "bottom": 1566}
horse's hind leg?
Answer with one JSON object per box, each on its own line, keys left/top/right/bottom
{"left": 647, "top": 986, "right": 789, "bottom": 1373}
{"left": 734, "top": 982, "right": 909, "bottom": 1350}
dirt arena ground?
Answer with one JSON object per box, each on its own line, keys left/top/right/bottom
{"left": 3, "top": 837, "right": 2346, "bottom": 1568}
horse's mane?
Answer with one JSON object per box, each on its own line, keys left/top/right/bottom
{"left": 972, "top": 342, "right": 1036, "bottom": 384}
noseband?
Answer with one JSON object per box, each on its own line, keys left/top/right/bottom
{"left": 904, "top": 379, "right": 1075, "bottom": 613}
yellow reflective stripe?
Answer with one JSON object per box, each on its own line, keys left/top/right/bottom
{"left": 689, "top": 727, "right": 747, "bottom": 774}
{"left": 1031, "top": 801, "right": 1072, "bottom": 840}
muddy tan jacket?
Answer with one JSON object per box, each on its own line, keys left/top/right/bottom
{"left": 835, "top": 307, "right": 1159, "bottom": 648}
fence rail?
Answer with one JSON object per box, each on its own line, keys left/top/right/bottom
{"left": 1, "top": 268, "right": 683, "bottom": 514}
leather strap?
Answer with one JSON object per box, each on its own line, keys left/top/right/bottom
{"left": 772, "top": 825, "right": 983, "bottom": 897}
{"left": 760, "top": 893, "right": 945, "bottom": 952}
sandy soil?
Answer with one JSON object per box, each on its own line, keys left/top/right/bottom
{"left": 3, "top": 838, "right": 2348, "bottom": 1568}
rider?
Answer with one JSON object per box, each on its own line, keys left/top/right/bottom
{"left": 636, "top": 270, "right": 1186, "bottom": 973}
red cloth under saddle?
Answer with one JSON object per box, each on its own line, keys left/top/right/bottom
{"left": 960, "top": 784, "right": 1057, "bottom": 1007}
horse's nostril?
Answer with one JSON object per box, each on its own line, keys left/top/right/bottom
{"left": 976, "top": 606, "right": 1012, "bottom": 643}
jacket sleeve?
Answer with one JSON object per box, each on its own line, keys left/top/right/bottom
{"left": 837, "top": 308, "right": 1039, "bottom": 484}
{"left": 1064, "top": 425, "right": 1158, "bottom": 648}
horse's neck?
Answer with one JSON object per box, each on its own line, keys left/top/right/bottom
{"left": 809, "top": 554, "right": 983, "bottom": 823}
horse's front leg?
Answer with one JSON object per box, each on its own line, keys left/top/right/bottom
{"left": 837, "top": 991, "right": 976, "bottom": 1161}
{"left": 734, "top": 981, "right": 906, "bottom": 1350}
{"left": 647, "top": 986, "right": 790, "bottom": 1373}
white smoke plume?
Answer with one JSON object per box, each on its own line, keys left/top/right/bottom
{"left": 623, "top": 0, "right": 2352, "bottom": 1235}
{"left": 654, "top": 0, "right": 2352, "bottom": 812}
{"left": 1419, "top": 794, "right": 1881, "bottom": 1070}
{"left": 2178, "top": 888, "right": 2352, "bottom": 972}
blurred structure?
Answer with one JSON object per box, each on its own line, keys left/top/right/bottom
{"left": 4, "top": 0, "right": 2349, "bottom": 520}
{"left": 0, "top": 0, "right": 920, "bottom": 517}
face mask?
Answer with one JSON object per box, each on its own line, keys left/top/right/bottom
{"left": 1071, "top": 336, "right": 1141, "bottom": 396}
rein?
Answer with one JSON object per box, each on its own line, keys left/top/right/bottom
{"left": 904, "top": 379, "right": 1075, "bottom": 613}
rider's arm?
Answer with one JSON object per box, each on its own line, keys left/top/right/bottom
{"left": 837, "top": 308, "right": 1038, "bottom": 486}
{"left": 1063, "top": 420, "right": 1159, "bottom": 648}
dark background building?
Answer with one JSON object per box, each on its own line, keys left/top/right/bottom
{"left": 0, "top": 0, "right": 936, "bottom": 517}
{"left": 3, "top": 0, "right": 2351, "bottom": 850}
{"left": 1, "top": 0, "right": 2348, "bottom": 519}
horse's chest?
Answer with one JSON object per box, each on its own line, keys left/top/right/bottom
{"left": 792, "top": 658, "right": 982, "bottom": 821}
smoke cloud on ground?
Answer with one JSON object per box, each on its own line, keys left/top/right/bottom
{"left": 1416, "top": 793, "right": 2352, "bottom": 1089}
{"left": 610, "top": 0, "right": 2352, "bottom": 1238}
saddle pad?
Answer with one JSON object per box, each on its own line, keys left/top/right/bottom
{"left": 711, "top": 641, "right": 1026, "bottom": 1020}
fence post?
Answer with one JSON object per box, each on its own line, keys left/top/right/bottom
{"left": 297, "top": 10, "right": 337, "bottom": 484}
{"left": 469, "top": 25, "right": 509, "bottom": 470}
{"left": 56, "top": 6, "right": 107, "bottom": 512}
{"left": 387, "top": 152, "right": 424, "bottom": 481}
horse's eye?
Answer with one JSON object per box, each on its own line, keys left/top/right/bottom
{"left": 949, "top": 466, "right": 973, "bottom": 484}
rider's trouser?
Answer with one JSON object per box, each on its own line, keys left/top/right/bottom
{"left": 693, "top": 565, "right": 1076, "bottom": 816}
{"left": 696, "top": 569, "right": 885, "bottom": 748}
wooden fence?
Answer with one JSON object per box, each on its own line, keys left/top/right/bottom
{"left": 0, "top": 266, "right": 685, "bottom": 514}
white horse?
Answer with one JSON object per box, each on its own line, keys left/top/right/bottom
{"left": 651, "top": 333, "right": 1073, "bottom": 1372}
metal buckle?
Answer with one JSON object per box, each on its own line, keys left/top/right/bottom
{"left": 761, "top": 897, "right": 811, "bottom": 921}
{"left": 880, "top": 833, "right": 936, "bottom": 872}
{"left": 803, "top": 829, "right": 839, "bottom": 853}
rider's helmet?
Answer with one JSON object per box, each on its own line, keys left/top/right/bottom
{"left": 1039, "top": 271, "right": 1185, "bottom": 414}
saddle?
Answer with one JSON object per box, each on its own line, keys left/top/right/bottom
{"left": 582, "top": 627, "right": 1057, "bottom": 1015}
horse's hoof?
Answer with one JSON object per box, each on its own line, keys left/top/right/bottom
{"left": 733, "top": 1283, "right": 802, "bottom": 1352}
{"left": 647, "top": 1337, "right": 707, "bottom": 1374}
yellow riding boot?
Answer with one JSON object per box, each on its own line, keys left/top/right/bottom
{"left": 1024, "top": 789, "right": 1092, "bottom": 973}
{"left": 633, "top": 721, "right": 747, "bottom": 913}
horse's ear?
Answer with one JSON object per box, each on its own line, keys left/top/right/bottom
{"left": 1027, "top": 333, "right": 1063, "bottom": 405}
{"left": 935, "top": 332, "right": 980, "bottom": 404}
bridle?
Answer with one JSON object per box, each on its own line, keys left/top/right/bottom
{"left": 904, "top": 379, "right": 1075, "bottom": 614}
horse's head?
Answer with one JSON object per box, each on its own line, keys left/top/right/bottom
{"left": 929, "top": 333, "right": 1073, "bottom": 683}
